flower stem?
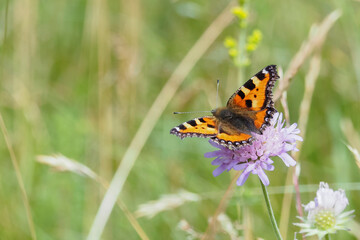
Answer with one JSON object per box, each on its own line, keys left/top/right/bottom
{"left": 260, "top": 179, "right": 283, "bottom": 240}
{"left": 325, "top": 234, "right": 331, "bottom": 240}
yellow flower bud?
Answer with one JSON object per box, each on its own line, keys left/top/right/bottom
{"left": 246, "top": 43, "right": 257, "bottom": 52}
{"left": 231, "top": 6, "right": 248, "bottom": 19}
{"left": 248, "top": 29, "right": 263, "bottom": 44}
{"left": 228, "top": 48, "right": 238, "bottom": 57}
{"left": 251, "top": 29, "right": 262, "bottom": 43}
{"left": 224, "top": 37, "right": 237, "bottom": 48}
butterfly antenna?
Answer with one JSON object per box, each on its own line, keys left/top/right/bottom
{"left": 173, "top": 111, "right": 212, "bottom": 115}
{"left": 216, "top": 79, "right": 220, "bottom": 108}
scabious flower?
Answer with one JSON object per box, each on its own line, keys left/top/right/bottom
{"left": 204, "top": 112, "right": 302, "bottom": 186}
{"left": 294, "top": 182, "right": 355, "bottom": 239}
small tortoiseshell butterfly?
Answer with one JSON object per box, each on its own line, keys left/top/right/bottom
{"left": 170, "top": 65, "right": 279, "bottom": 148}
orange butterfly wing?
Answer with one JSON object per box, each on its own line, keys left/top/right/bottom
{"left": 227, "top": 65, "right": 278, "bottom": 111}
{"left": 170, "top": 117, "right": 218, "bottom": 139}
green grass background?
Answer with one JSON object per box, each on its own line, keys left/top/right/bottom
{"left": 0, "top": 0, "right": 359, "bottom": 239}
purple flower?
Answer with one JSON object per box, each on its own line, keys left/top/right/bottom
{"left": 204, "top": 112, "right": 303, "bottom": 186}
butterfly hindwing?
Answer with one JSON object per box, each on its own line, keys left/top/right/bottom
{"left": 170, "top": 117, "right": 218, "bottom": 139}
{"left": 227, "top": 65, "right": 279, "bottom": 111}
{"left": 212, "top": 132, "right": 253, "bottom": 147}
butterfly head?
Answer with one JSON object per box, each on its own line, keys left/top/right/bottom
{"left": 211, "top": 107, "right": 233, "bottom": 121}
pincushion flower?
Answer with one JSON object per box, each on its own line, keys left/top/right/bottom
{"left": 294, "top": 182, "right": 355, "bottom": 239}
{"left": 204, "top": 112, "right": 302, "bottom": 186}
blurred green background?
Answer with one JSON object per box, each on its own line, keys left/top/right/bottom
{"left": 0, "top": 0, "right": 359, "bottom": 239}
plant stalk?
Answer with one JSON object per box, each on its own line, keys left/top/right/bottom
{"left": 260, "top": 179, "right": 283, "bottom": 240}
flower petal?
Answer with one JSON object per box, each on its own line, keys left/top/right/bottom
{"left": 233, "top": 162, "right": 248, "bottom": 170}
{"left": 204, "top": 151, "right": 221, "bottom": 158}
{"left": 237, "top": 171, "right": 251, "bottom": 186}
{"left": 257, "top": 167, "right": 270, "bottom": 186}
{"left": 279, "top": 153, "right": 296, "bottom": 167}
{"left": 213, "top": 164, "right": 228, "bottom": 177}
{"left": 210, "top": 157, "right": 221, "bottom": 165}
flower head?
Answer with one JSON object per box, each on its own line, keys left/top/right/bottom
{"left": 205, "top": 112, "right": 302, "bottom": 186}
{"left": 294, "top": 182, "right": 355, "bottom": 239}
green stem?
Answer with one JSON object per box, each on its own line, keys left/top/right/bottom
{"left": 325, "top": 234, "right": 331, "bottom": 240}
{"left": 260, "top": 179, "right": 283, "bottom": 240}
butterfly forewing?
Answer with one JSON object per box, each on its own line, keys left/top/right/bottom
{"left": 227, "top": 65, "right": 279, "bottom": 111}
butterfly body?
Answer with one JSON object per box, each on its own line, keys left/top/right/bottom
{"left": 170, "top": 65, "right": 279, "bottom": 149}
{"left": 212, "top": 107, "right": 261, "bottom": 136}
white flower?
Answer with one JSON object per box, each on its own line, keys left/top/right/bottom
{"left": 294, "top": 182, "right": 355, "bottom": 239}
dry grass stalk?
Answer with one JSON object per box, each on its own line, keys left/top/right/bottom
{"left": 345, "top": 145, "right": 360, "bottom": 168}
{"left": 87, "top": 2, "right": 237, "bottom": 239}
{"left": 274, "top": 10, "right": 341, "bottom": 101}
{"left": 341, "top": 118, "right": 360, "bottom": 169}
{"left": 36, "top": 154, "right": 149, "bottom": 240}
{"left": 0, "top": 113, "right": 37, "bottom": 240}
{"left": 178, "top": 213, "right": 241, "bottom": 240}
{"left": 37, "top": 154, "right": 99, "bottom": 180}
{"left": 202, "top": 171, "right": 241, "bottom": 240}
{"left": 243, "top": 208, "right": 253, "bottom": 240}
{"left": 341, "top": 118, "right": 360, "bottom": 150}
{"left": 217, "top": 213, "right": 241, "bottom": 240}
{"left": 178, "top": 219, "right": 203, "bottom": 239}
{"left": 280, "top": 92, "right": 290, "bottom": 125}
{"left": 279, "top": 53, "right": 322, "bottom": 239}
{"left": 135, "top": 190, "right": 200, "bottom": 219}
{"left": 296, "top": 54, "right": 322, "bottom": 147}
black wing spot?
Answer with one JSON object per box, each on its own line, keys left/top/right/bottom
{"left": 256, "top": 72, "right": 266, "bottom": 80}
{"left": 199, "top": 118, "right": 206, "bottom": 123}
{"left": 245, "top": 100, "right": 252, "bottom": 108}
{"left": 243, "top": 80, "right": 256, "bottom": 90}
{"left": 256, "top": 88, "right": 259, "bottom": 91}
{"left": 207, "top": 124, "right": 215, "bottom": 128}
{"left": 187, "top": 120, "right": 197, "bottom": 127}
{"left": 179, "top": 124, "right": 186, "bottom": 130}
{"left": 238, "top": 90, "right": 245, "bottom": 99}
{"left": 254, "top": 94, "right": 257, "bottom": 98}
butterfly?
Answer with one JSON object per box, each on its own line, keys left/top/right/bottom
{"left": 170, "top": 65, "right": 279, "bottom": 149}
